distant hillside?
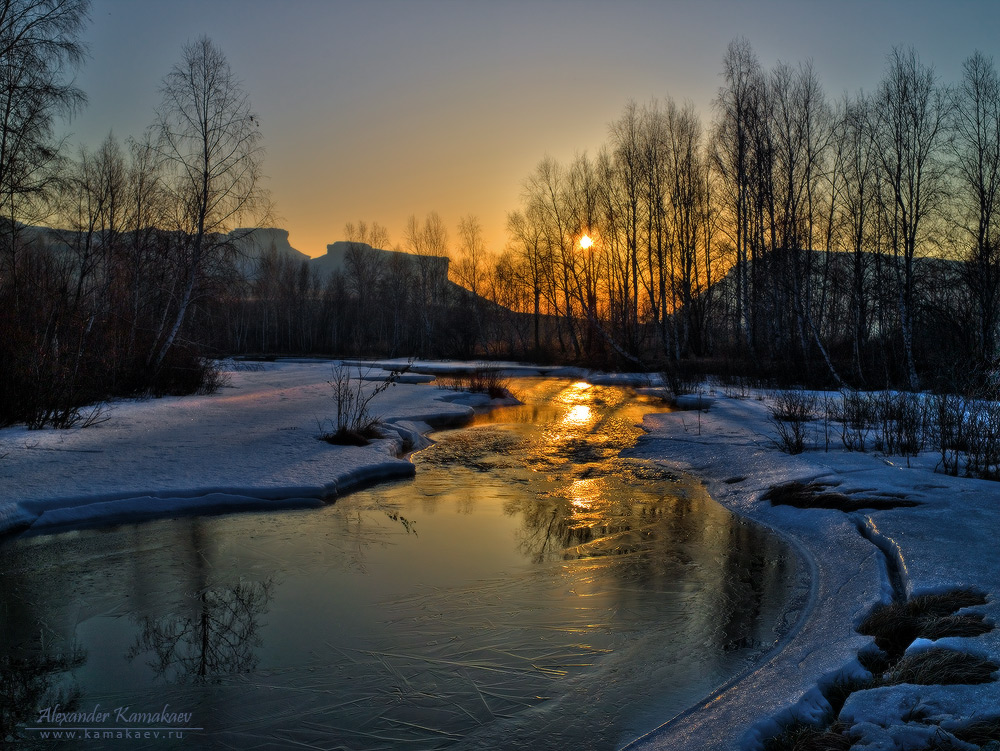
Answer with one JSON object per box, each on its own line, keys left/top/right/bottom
{"left": 229, "top": 228, "right": 310, "bottom": 274}
{"left": 20, "top": 223, "right": 451, "bottom": 289}
{"left": 310, "top": 240, "right": 449, "bottom": 281}
{"left": 228, "top": 230, "right": 452, "bottom": 286}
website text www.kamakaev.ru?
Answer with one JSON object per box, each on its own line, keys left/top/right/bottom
{"left": 27, "top": 728, "right": 196, "bottom": 741}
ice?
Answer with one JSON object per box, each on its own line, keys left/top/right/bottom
{"left": 6, "top": 366, "right": 1000, "bottom": 747}
{"left": 0, "top": 360, "right": 495, "bottom": 535}
{"left": 624, "top": 387, "right": 1000, "bottom": 750}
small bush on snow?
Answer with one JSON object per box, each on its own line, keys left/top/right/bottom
{"left": 319, "top": 362, "right": 409, "bottom": 446}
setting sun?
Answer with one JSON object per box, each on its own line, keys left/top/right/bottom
{"left": 579, "top": 234, "right": 593, "bottom": 249}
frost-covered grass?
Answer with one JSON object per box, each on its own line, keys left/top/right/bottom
{"left": 763, "top": 480, "right": 920, "bottom": 512}
{"left": 762, "top": 721, "right": 852, "bottom": 751}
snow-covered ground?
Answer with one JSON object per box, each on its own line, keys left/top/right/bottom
{"left": 4, "top": 361, "right": 998, "bottom": 748}
{"left": 0, "top": 360, "right": 501, "bottom": 535}
{"left": 624, "top": 388, "right": 1000, "bottom": 751}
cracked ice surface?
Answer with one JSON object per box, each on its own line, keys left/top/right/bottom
{"left": 624, "top": 391, "right": 1000, "bottom": 751}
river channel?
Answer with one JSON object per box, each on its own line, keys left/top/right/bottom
{"left": 0, "top": 377, "right": 805, "bottom": 749}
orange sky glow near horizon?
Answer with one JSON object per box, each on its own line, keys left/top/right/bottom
{"left": 65, "top": 0, "right": 1000, "bottom": 259}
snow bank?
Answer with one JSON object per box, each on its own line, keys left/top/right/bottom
{"left": 342, "top": 358, "right": 552, "bottom": 377}
{"left": 624, "top": 390, "right": 1000, "bottom": 750}
{"left": 0, "top": 361, "right": 492, "bottom": 536}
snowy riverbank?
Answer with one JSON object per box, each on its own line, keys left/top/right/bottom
{"left": 625, "top": 389, "right": 1000, "bottom": 750}
{"left": 4, "top": 362, "right": 998, "bottom": 748}
{"left": 0, "top": 360, "right": 516, "bottom": 535}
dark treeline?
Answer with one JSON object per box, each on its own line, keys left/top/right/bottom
{"left": 221, "top": 39, "right": 1000, "bottom": 395}
{"left": 6, "top": 2, "right": 1000, "bottom": 429}
{"left": 199, "top": 217, "right": 506, "bottom": 361}
{"left": 0, "top": 1, "right": 265, "bottom": 427}
{"left": 490, "top": 40, "right": 1000, "bottom": 392}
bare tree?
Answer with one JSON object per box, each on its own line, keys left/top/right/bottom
{"left": 952, "top": 51, "right": 1000, "bottom": 367}
{"left": 608, "top": 103, "right": 644, "bottom": 354}
{"left": 405, "top": 211, "right": 450, "bottom": 356}
{"left": 454, "top": 214, "right": 490, "bottom": 350}
{"left": 0, "top": 0, "right": 88, "bottom": 224}
{"left": 343, "top": 219, "right": 388, "bottom": 352}
{"left": 0, "top": 0, "right": 90, "bottom": 426}
{"left": 713, "top": 38, "right": 766, "bottom": 354}
{"left": 454, "top": 214, "right": 488, "bottom": 296}
{"left": 663, "top": 99, "right": 710, "bottom": 358}
{"left": 149, "top": 36, "right": 266, "bottom": 369}
{"left": 0, "top": 0, "right": 88, "bottom": 323}
{"left": 506, "top": 207, "right": 546, "bottom": 353}
{"left": 836, "top": 93, "right": 880, "bottom": 383}
{"left": 872, "top": 47, "right": 949, "bottom": 390}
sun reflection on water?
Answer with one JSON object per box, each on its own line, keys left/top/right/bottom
{"left": 563, "top": 404, "right": 593, "bottom": 426}
{"left": 565, "top": 477, "right": 603, "bottom": 509}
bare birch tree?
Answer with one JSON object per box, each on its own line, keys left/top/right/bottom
{"left": 952, "top": 51, "right": 1000, "bottom": 367}
{"left": 149, "top": 36, "right": 266, "bottom": 369}
{"left": 872, "top": 47, "right": 949, "bottom": 390}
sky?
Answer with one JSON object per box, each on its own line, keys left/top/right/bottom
{"left": 64, "top": 0, "right": 1000, "bottom": 258}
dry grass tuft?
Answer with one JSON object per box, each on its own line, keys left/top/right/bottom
{"left": 906, "top": 589, "right": 989, "bottom": 617}
{"left": 762, "top": 721, "right": 852, "bottom": 751}
{"left": 857, "top": 647, "right": 892, "bottom": 677}
{"left": 823, "top": 676, "right": 875, "bottom": 716}
{"left": 884, "top": 648, "right": 998, "bottom": 686}
{"left": 858, "top": 588, "right": 991, "bottom": 659}
{"left": 919, "top": 613, "right": 993, "bottom": 640}
{"left": 952, "top": 716, "right": 1000, "bottom": 746}
{"left": 762, "top": 481, "right": 920, "bottom": 512}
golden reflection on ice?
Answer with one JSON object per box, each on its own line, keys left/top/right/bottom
{"left": 555, "top": 381, "right": 599, "bottom": 432}
{"left": 566, "top": 478, "right": 603, "bottom": 509}
{"left": 563, "top": 404, "right": 593, "bottom": 426}
{"left": 557, "top": 381, "right": 593, "bottom": 402}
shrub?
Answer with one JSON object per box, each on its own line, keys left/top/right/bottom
{"left": 661, "top": 362, "right": 702, "bottom": 398}
{"left": 934, "top": 392, "right": 967, "bottom": 476}
{"left": 770, "top": 390, "right": 818, "bottom": 422}
{"left": 440, "top": 365, "right": 513, "bottom": 399}
{"left": 319, "top": 362, "right": 408, "bottom": 445}
{"left": 771, "top": 417, "right": 808, "bottom": 454}
{"left": 872, "top": 391, "right": 927, "bottom": 457}
{"left": 467, "top": 366, "right": 512, "bottom": 399}
{"left": 769, "top": 390, "right": 817, "bottom": 454}
{"left": 837, "top": 389, "right": 874, "bottom": 452}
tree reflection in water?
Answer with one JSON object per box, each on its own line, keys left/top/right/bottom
{"left": 0, "top": 378, "right": 803, "bottom": 750}
{"left": 0, "top": 641, "right": 85, "bottom": 743}
{"left": 127, "top": 578, "right": 273, "bottom": 684}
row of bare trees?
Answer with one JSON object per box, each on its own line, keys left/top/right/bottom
{"left": 208, "top": 38, "right": 1000, "bottom": 388}
{"left": 0, "top": 0, "right": 267, "bottom": 426}
{"left": 10, "top": 12, "right": 1000, "bottom": 430}
{"left": 204, "top": 213, "right": 526, "bottom": 361}
{"left": 462, "top": 41, "right": 1000, "bottom": 389}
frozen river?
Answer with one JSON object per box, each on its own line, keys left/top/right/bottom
{"left": 0, "top": 378, "right": 805, "bottom": 749}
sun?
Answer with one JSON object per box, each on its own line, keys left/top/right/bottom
{"left": 579, "top": 234, "right": 593, "bottom": 249}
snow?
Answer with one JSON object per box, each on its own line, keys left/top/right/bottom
{"left": 0, "top": 360, "right": 495, "bottom": 535}
{"left": 342, "top": 357, "right": 553, "bottom": 377}
{"left": 5, "top": 363, "right": 1000, "bottom": 748}
{"left": 623, "top": 386, "right": 1000, "bottom": 750}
